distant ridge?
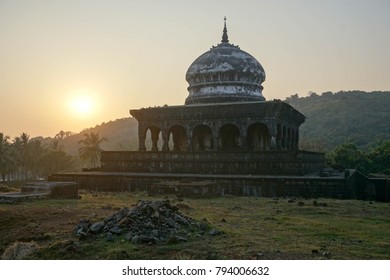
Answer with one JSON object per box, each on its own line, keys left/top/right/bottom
{"left": 44, "top": 91, "right": 390, "bottom": 155}
{"left": 286, "top": 90, "right": 390, "bottom": 150}
{"left": 57, "top": 117, "right": 139, "bottom": 155}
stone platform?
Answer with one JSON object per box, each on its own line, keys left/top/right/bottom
{"left": 0, "top": 181, "right": 78, "bottom": 203}
{"left": 101, "top": 150, "right": 325, "bottom": 176}
{"left": 0, "top": 192, "right": 48, "bottom": 203}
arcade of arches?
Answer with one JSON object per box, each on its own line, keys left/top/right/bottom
{"left": 138, "top": 120, "right": 299, "bottom": 152}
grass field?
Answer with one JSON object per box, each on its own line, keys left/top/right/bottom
{"left": 0, "top": 191, "right": 389, "bottom": 260}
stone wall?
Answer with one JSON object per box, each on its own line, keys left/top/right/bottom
{"left": 101, "top": 150, "right": 324, "bottom": 176}
{"left": 49, "top": 170, "right": 390, "bottom": 201}
{"left": 49, "top": 172, "right": 353, "bottom": 199}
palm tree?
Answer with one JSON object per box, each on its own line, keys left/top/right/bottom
{"left": 78, "top": 132, "right": 107, "bottom": 168}
{"left": 15, "top": 133, "right": 30, "bottom": 179}
{"left": 0, "top": 133, "right": 13, "bottom": 182}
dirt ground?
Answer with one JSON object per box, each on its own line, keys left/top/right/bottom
{"left": 1, "top": 191, "right": 389, "bottom": 260}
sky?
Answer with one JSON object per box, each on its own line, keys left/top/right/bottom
{"left": 0, "top": 0, "right": 389, "bottom": 138}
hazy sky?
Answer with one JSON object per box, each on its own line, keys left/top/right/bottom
{"left": 1, "top": 0, "right": 389, "bottom": 138}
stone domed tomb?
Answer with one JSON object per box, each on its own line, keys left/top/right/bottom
{"left": 99, "top": 18, "right": 324, "bottom": 176}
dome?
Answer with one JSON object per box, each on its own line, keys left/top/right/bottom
{"left": 185, "top": 19, "right": 266, "bottom": 105}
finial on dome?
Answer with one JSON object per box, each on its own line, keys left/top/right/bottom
{"left": 221, "top": 16, "right": 229, "bottom": 43}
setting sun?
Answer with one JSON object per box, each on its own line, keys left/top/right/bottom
{"left": 70, "top": 94, "right": 94, "bottom": 116}
{"left": 72, "top": 95, "right": 92, "bottom": 115}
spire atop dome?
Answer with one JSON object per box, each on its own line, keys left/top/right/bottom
{"left": 221, "top": 16, "right": 229, "bottom": 43}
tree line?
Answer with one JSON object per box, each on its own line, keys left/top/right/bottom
{"left": 326, "top": 140, "right": 390, "bottom": 175}
{"left": 0, "top": 131, "right": 106, "bottom": 182}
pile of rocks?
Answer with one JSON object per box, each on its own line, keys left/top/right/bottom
{"left": 75, "top": 200, "right": 212, "bottom": 244}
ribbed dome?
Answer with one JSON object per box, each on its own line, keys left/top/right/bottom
{"left": 185, "top": 19, "right": 266, "bottom": 105}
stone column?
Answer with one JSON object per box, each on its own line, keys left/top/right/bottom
{"left": 213, "top": 136, "right": 219, "bottom": 151}
{"left": 151, "top": 129, "right": 159, "bottom": 151}
{"left": 162, "top": 129, "right": 169, "bottom": 152}
{"left": 269, "top": 123, "right": 277, "bottom": 150}
{"left": 138, "top": 125, "right": 146, "bottom": 151}
{"left": 240, "top": 134, "right": 247, "bottom": 151}
{"left": 186, "top": 129, "right": 193, "bottom": 151}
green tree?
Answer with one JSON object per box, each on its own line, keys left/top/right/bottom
{"left": 327, "top": 143, "right": 370, "bottom": 173}
{"left": 78, "top": 132, "right": 107, "bottom": 168}
{"left": 39, "top": 139, "right": 75, "bottom": 177}
{"left": 27, "top": 139, "right": 44, "bottom": 179}
{"left": 368, "top": 140, "right": 390, "bottom": 174}
{"left": 0, "top": 133, "right": 13, "bottom": 182}
{"left": 15, "top": 132, "right": 30, "bottom": 179}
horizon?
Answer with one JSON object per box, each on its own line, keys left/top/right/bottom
{"left": 1, "top": 0, "right": 390, "bottom": 139}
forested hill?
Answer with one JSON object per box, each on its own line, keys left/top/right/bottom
{"left": 48, "top": 90, "right": 390, "bottom": 155}
{"left": 285, "top": 91, "right": 390, "bottom": 151}
{"left": 54, "top": 117, "right": 139, "bottom": 156}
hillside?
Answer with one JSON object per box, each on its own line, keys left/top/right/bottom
{"left": 286, "top": 91, "right": 390, "bottom": 151}
{"left": 56, "top": 118, "right": 139, "bottom": 156}
{"left": 51, "top": 91, "right": 390, "bottom": 155}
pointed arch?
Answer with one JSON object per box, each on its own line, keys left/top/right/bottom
{"left": 247, "top": 123, "right": 270, "bottom": 151}
{"left": 219, "top": 124, "right": 240, "bottom": 151}
{"left": 168, "top": 125, "right": 187, "bottom": 151}
{"left": 192, "top": 125, "right": 213, "bottom": 151}
{"left": 145, "top": 125, "right": 162, "bottom": 151}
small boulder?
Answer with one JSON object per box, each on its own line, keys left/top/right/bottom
{"left": 209, "top": 229, "right": 222, "bottom": 236}
{"left": 89, "top": 222, "right": 105, "bottom": 233}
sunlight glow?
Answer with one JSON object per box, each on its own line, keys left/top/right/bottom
{"left": 70, "top": 94, "right": 94, "bottom": 116}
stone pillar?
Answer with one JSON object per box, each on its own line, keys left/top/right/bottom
{"left": 239, "top": 125, "right": 247, "bottom": 150}
{"left": 151, "top": 129, "right": 159, "bottom": 151}
{"left": 213, "top": 136, "right": 219, "bottom": 151}
{"left": 282, "top": 126, "right": 286, "bottom": 150}
{"left": 186, "top": 129, "right": 193, "bottom": 151}
{"left": 269, "top": 123, "right": 277, "bottom": 150}
{"left": 240, "top": 134, "right": 247, "bottom": 151}
{"left": 270, "top": 136, "right": 276, "bottom": 150}
{"left": 287, "top": 128, "right": 291, "bottom": 150}
{"left": 162, "top": 129, "right": 169, "bottom": 152}
{"left": 138, "top": 125, "right": 146, "bottom": 151}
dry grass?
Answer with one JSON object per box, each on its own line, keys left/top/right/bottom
{"left": 0, "top": 191, "right": 389, "bottom": 259}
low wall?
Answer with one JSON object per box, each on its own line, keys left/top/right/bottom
{"left": 101, "top": 151, "right": 325, "bottom": 176}
{"left": 49, "top": 172, "right": 356, "bottom": 199}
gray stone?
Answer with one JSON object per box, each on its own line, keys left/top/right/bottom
{"left": 255, "top": 252, "right": 264, "bottom": 259}
{"left": 178, "top": 236, "right": 188, "bottom": 242}
{"left": 131, "top": 235, "right": 140, "bottom": 244}
{"left": 106, "top": 232, "right": 114, "bottom": 242}
{"left": 174, "top": 213, "right": 190, "bottom": 225}
{"left": 124, "top": 232, "right": 132, "bottom": 241}
{"left": 323, "top": 252, "right": 332, "bottom": 259}
{"left": 151, "top": 229, "right": 159, "bottom": 238}
{"left": 166, "top": 217, "right": 176, "bottom": 228}
{"left": 89, "top": 222, "right": 105, "bottom": 233}
{"left": 209, "top": 229, "right": 222, "bottom": 236}
{"left": 109, "top": 226, "right": 122, "bottom": 234}
{"left": 139, "top": 235, "right": 157, "bottom": 243}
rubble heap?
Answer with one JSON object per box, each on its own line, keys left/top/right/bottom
{"left": 75, "top": 200, "right": 212, "bottom": 243}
